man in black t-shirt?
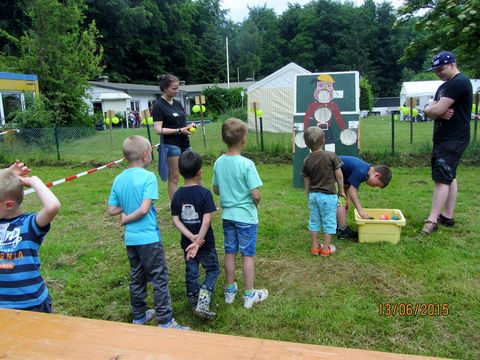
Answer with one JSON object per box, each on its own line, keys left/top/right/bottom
{"left": 422, "top": 51, "right": 473, "bottom": 235}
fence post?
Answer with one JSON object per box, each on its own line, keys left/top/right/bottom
{"left": 391, "top": 111, "right": 396, "bottom": 155}
{"left": 259, "top": 116, "right": 264, "bottom": 152}
{"left": 54, "top": 127, "right": 61, "bottom": 160}
{"left": 473, "top": 92, "right": 479, "bottom": 145}
{"left": 142, "top": 109, "right": 154, "bottom": 160}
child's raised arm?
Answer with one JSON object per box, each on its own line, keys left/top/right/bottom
{"left": 20, "top": 176, "right": 60, "bottom": 228}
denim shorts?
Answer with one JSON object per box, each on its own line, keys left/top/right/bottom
{"left": 223, "top": 219, "right": 258, "bottom": 256}
{"left": 164, "top": 144, "right": 191, "bottom": 158}
{"left": 308, "top": 192, "right": 338, "bottom": 234}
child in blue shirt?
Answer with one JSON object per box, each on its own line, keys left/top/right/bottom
{"left": 171, "top": 150, "right": 220, "bottom": 320}
{"left": 108, "top": 135, "right": 189, "bottom": 329}
{"left": 337, "top": 156, "right": 392, "bottom": 239}
{"left": 213, "top": 118, "right": 268, "bottom": 309}
{"left": 0, "top": 161, "right": 60, "bottom": 312}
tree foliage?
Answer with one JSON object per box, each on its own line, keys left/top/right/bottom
{"left": 17, "top": 0, "right": 103, "bottom": 126}
{"left": 398, "top": 0, "right": 480, "bottom": 77}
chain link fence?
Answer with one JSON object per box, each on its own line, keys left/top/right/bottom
{"left": 1, "top": 117, "right": 479, "bottom": 166}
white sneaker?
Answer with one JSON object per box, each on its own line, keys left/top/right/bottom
{"left": 243, "top": 289, "right": 268, "bottom": 309}
{"left": 224, "top": 282, "right": 238, "bottom": 304}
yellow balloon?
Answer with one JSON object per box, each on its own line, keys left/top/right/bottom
{"left": 201, "top": 105, "right": 206, "bottom": 113}
{"left": 147, "top": 117, "right": 154, "bottom": 124}
{"left": 112, "top": 116, "right": 119, "bottom": 124}
{"left": 104, "top": 118, "right": 111, "bottom": 125}
{"left": 192, "top": 105, "right": 200, "bottom": 113}
{"left": 189, "top": 127, "right": 196, "bottom": 134}
{"left": 141, "top": 118, "right": 146, "bottom": 125}
{"left": 256, "top": 110, "right": 263, "bottom": 117}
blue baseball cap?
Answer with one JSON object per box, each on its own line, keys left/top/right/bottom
{"left": 428, "top": 51, "right": 456, "bottom": 71}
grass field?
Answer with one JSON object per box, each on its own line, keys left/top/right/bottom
{"left": 17, "top": 161, "right": 480, "bottom": 359}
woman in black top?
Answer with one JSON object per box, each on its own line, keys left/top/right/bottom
{"left": 152, "top": 74, "right": 194, "bottom": 199}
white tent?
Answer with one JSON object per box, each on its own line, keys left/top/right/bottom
{"left": 400, "top": 79, "right": 480, "bottom": 110}
{"left": 399, "top": 81, "right": 444, "bottom": 110}
{"left": 247, "top": 62, "right": 311, "bottom": 133}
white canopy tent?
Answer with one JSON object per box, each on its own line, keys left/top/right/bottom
{"left": 400, "top": 79, "right": 480, "bottom": 110}
{"left": 399, "top": 81, "right": 444, "bottom": 110}
{"left": 247, "top": 62, "right": 311, "bottom": 133}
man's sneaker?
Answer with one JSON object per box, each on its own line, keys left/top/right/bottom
{"left": 422, "top": 220, "right": 438, "bottom": 235}
{"left": 159, "top": 318, "right": 191, "bottom": 330}
{"left": 243, "top": 289, "right": 268, "bottom": 309}
{"left": 438, "top": 214, "right": 455, "bottom": 227}
{"left": 224, "top": 282, "right": 238, "bottom": 304}
{"left": 132, "top": 309, "right": 155, "bottom": 325}
{"left": 337, "top": 226, "right": 358, "bottom": 240}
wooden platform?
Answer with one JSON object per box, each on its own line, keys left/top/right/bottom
{"left": 0, "top": 309, "right": 441, "bottom": 359}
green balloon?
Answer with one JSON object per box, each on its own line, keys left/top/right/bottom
{"left": 112, "top": 116, "right": 119, "bottom": 124}
{"left": 147, "top": 117, "right": 154, "bottom": 124}
{"left": 192, "top": 105, "right": 200, "bottom": 113}
{"left": 201, "top": 105, "right": 206, "bottom": 113}
{"left": 104, "top": 118, "right": 111, "bottom": 125}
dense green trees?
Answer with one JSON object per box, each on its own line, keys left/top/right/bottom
{"left": 398, "top": 0, "right": 480, "bottom": 78}
{"left": 2, "top": 0, "right": 476, "bottom": 127}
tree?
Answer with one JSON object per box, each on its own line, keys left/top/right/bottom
{"left": 360, "top": 77, "right": 374, "bottom": 111}
{"left": 18, "top": 0, "right": 103, "bottom": 126}
{"left": 398, "top": 0, "right": 480, "bottom": 77}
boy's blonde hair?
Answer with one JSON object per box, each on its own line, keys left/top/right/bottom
{"left": 122, "top": 135, "right": 150, "bottom": 162}
{"left": 0, "top": 169, "right": 23, "bottom": 204}
{"left": 222, "top": 118, "right": 247, "bottom": 147}
{"left": 303, "top": 127, "right": 324, "bottom": 151}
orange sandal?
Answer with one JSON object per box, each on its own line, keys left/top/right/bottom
{"left": 310, "top": 245, "right": 323, "bottom": 256}
{"left": 320, "top": 244, "right": 336, "bottom": 257}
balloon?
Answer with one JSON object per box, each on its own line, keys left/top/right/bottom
{"left": 147, "top": 117, "right": 154, "bottom": 124}
{"left": 189, "top": 127, "right": 196, "bottom": 134}
{"left": 112, "top": 116, "right": 119, "bottom": 124}
{"left": 192, "top": 105, "right": 200, "bottom": 113}
{"left": 256, "top": 109, "right": 263, "bottom": 117}
{"left": 412, "top": 109, "right": 419, "bottom": 116}
{"left": 201, "top": 105, "right": 206, "bottom": 113}
{"left": 141, "top": 118, "right": 146, "bottom": 125}
{"left": 104, "top": 118, "right": 111, "bottom": 125}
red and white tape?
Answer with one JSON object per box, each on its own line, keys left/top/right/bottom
{"left": 0, "top": 129, "right": 19, "bottom": 137}
{"left": 24, "top": 143, "right": 159, "bottom": 196}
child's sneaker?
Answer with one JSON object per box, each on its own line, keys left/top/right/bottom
{"left": 320, "top": 244, "right": 336, "bottom": 257}
{"left": 243, "top": 289, "right": 268, "bottom": 309}
{"left": 159, "top": 318, "right": 191, "bottom": 330}
{"left": 224, "top": 282, "right": 238, "bottom": 304}
{"left": 132, "top": 309, "right": 155, "bottom": 325}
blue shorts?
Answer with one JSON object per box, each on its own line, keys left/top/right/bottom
{"left": 223, "top": 219, "right": 257, "bottom": 256}
{"left": 164, "top": 144, "right": 191, "bottom": 158}
{"left": 308, "top": 192, "right": 338, "bottom": 234}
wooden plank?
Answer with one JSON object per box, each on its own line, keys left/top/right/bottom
{"left": 0, "top": 309, "right": 442, "bottom": 360}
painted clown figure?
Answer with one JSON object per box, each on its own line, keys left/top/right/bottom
{"left": 303, "top": 74, "right": 355, "bottom": 151}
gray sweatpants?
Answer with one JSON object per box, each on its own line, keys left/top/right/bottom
{"left": 126, "top": 241, "right": 173, "bottom": 324}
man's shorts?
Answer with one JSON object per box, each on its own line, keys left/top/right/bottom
{"left": 431, "top": 139, "right": 469, "bottom": 184}
{"left": 163, "top": 144, "right": 191, "bottom": 158}
{"left": 223, "top": 219, "right": 257, "bottom": 257}
{"left": 308, "top": 192, "right": 338, "bottom": 234}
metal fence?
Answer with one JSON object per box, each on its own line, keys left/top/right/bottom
{"left": 1, "top": 117, "right": 479, "bottom": 165}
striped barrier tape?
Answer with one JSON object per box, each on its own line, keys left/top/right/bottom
{"left": 0, "top": 129, "right": 19, "bottom": 137}
{"left": 24, "top": 143, "right": 160, "bottom": 196}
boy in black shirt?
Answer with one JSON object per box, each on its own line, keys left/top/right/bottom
{"left": 171, "top": 151, "right": 220, "bottom": 319}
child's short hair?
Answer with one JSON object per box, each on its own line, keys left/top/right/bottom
{"left": 0, "top": 169, "right": 23, "bottom": 204}
{"left": 222, "top": 118, "right": 247, "bottom": 147}
{"left": 122, "top": 135, "right": 150, "bottom": 162}
{"left": 303, "top": 126, "right": 324, "bottom": 150}
{"left": 375, "top": 165, "right": 392, "bottom": 188}
{"left": 179, "top": 150, "right": 202, "bottom": 179}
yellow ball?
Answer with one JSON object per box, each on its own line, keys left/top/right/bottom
{"left": 189, "top": 127, "right": 196, "bottom": 134}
